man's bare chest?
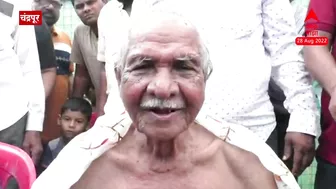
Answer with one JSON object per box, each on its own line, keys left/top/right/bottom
{"left": 92, "top": 166, "right": 246, "bottom": 189}
{"left": 73, "top": 140, "right": 268, "bottom": 189}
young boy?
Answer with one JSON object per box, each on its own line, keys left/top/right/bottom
{"left": 39, "top": 97, "right": 92, "bottom": 172}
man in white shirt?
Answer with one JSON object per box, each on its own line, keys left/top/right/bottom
{"left": 267, "top": 0, "right": 310, "bottom": 170}
{"left": 0, "top": 0, "right": 44, "bottom": 173}
{"left": 96, "top": 0, "right": 132, "bottom": 115}
{"left": 97, "top": 0, "right": 318, "bottom": 177}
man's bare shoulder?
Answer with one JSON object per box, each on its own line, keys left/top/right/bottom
{"left": 220, "top": 141, "right": 277, "bottom": 188}
{"left": 70, "top": 149, "right": 125, "bottom": 189}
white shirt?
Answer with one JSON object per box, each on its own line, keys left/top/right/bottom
{"left": 0, "top": 0, "right": 45, "bottom": 131}
{"left": 97, "top": 0, "right": 128, "bottom": 94}
{"left": 291, "top": 0, "right": 308, "bottom": 36}
{"left": 97, "top": 0, "right": 318, "bottom": 141}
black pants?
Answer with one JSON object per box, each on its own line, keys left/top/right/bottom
{"left": 0, "top": 114, "right": 27, "bottom": 189}
{"left": 314, "top": 111, "right": 336, "bottom": 189}
{"left": 315, "top": 157, "right": 336, "bottom": 189}
{"left": 266, "top": 113, "right": 293, "bottom": 170}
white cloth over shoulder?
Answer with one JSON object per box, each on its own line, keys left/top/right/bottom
{"left": 32, "top": 109, "right": 300, "bottom": 189}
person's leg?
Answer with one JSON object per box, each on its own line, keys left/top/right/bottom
{"left": 0, "top": 113, "right": 27, "bottom": 189}
{"left": 0, "top": 113, "right": 27, "bottom": 147}
{"left": 266, "top": 127, "right": 279, "bottom": 155}
{"left": 314, "top": 157, "right": 336, "bottom": 189}
{"left": 266, "top": 112, "right": 290, "bottom": 158}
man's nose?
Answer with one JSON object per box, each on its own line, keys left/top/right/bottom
{"left": 69, "top": 120, "right": 75, "bottom": 128}
{"left": 147, "top": 69, "right": 178, "bottom": 99}
{"left": 45, "top": 4, "right": 55, "bottom": 10}
{"left": 83, "top": 4, "right": 91, "bottom": 13}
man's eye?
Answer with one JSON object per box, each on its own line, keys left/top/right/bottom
{"left": 174, "top": 61, "right": 193, "bottom": 70}
{"left": 134, "top": 61, "right": 153, "bottom": 70}
{"left": 87, "top": 0, "right": 95, "bottom": 5}
{"left": 134, "top": 65, "right": 148, "bottom": 70}
{"left": 75, "top": 4, "right": 84, "bottom": 9}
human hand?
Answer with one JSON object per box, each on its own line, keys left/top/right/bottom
{"left": 283, "top": 132, "right": 315, "bottom": 176}
{"left": 23, "top": 131, "right": 43, "bottom": 165}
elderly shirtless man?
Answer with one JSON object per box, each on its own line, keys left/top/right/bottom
{"left": 32, "top": 10, "right": 299, "bottom": 189}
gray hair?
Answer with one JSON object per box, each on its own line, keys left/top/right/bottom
{"left": 114, "top": 9, "right": 213, "bottom": 80}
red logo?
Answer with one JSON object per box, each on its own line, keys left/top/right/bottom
{"left": 305, "top": 9, "right": 319, "bottom": 22}
{"left": 19, "top": 11, "right": 42, "bottom": 25}
{"left": 305, "top": 9, "right": 319, "bottom": 33}
{"left": 295, "top": 9, "right": 328, "bottom": 46}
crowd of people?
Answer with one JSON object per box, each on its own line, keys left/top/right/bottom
{"left": 1, "top": 0, "right": 336, "bottom": 188}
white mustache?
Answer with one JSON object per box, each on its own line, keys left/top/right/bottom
{"left": 140, "top": 98, "right": 186, "bottom": 109}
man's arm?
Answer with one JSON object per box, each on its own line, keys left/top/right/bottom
{"left": 72, "top": 64, "right": 91, "bottom": 97}
{"left": 267, "top": 3, "right": 309, "bottom": 118}
{"left": 96, "top": 9, "right": 108, "bottom": 115}
{"left": 70, "top": 27, "right": 91, "bottom": 97}
{"left": 41, "top": 68, "right": 56, "bottom": 97}
{"left": 15, "top": 17, "right": 45, "bottom": 133}
{"left": 291, "top": 2, "right": 307, "bottom": 36}
{"left": 97, "top": 62, "right": 108, "bottom": 116}
{"left": 262, "top": 0, "right": 319, "bottom": 136}
{"left": 303, "top": 0, "right": 336, "bottom": 95}
{"left": 14, "top": 1, "right": 45, "bottom": 164}
{"left": 35, "top": 22, "right": 57, "bottom": 97}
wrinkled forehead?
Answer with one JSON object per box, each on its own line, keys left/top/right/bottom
{"left": 126, "top": 18, "right": 202, "bottom": 62}
{"left": 33, "top": 0, "right": 61, "bottom": 5}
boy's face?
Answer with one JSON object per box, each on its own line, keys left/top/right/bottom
{"left": 58, "top": 110, "right": 88, "bottom": 140}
